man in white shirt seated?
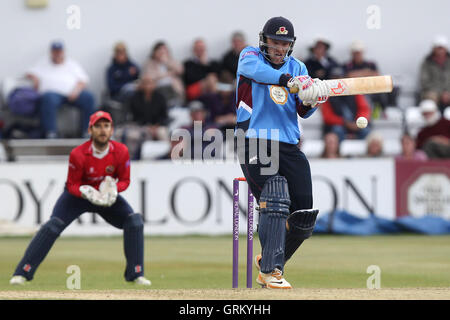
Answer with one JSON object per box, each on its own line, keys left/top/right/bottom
{"left": 27, "top": 41, "right": 96, "bottom": 138}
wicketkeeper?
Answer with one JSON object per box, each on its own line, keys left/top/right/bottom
{"left": 10, "top": 111, "right": 150, "bottom": 286}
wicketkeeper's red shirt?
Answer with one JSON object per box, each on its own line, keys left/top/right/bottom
{"left": 66, "top": 140, "right": 131, "bottom": 197}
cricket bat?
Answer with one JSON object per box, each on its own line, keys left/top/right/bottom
{"left": 290, "top": 75, "right": 393, "bottom": 96}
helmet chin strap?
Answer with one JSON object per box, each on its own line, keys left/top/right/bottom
{"left": 259, "top": 39, "right": 293, "bottom": 65}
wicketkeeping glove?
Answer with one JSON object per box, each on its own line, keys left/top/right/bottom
{"left": 99, "top": 176, "right": 118, "bottom": 207}
{"left": 79, "top": 185, "right": 109, "bottom": 207}
{"left": 298, "top": 78, "right": 329, "bottom": 107}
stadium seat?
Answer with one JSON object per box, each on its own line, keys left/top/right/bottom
{"left": 99, "top": 90, "right": 131, "bottom": 126}
{"left": 168, "top": 107, "right": 191, "bottom": 132}
{"left": 0, "top": 143, "right": 7, "bottom": 162}
{"left": 384, "top": 107, "right": 403, "bottom": 121}
{"left": 301, "top": 122, "right": 323, "bottom": 140}
{"left": 57, "top": 105, "right": 82, "bottom": 138}
{"left": 140, "top": 140, "right": 171, "bottom": 160}
{"left": 5, "top": 138, "right": 85, "bottom": 161}
{"left": 298, "top": 111, "right": 324, "bottom": 141}
{"left": 383, "top": 139, "right": 402, "bottom": 156}
{"left": 371, "top": 119, "right": 403, "bottom": 140}
{"left": 340, "top": 140, "right": 366, "bottom": 157}
{"left": 301, "top": 139, "right": 324, "bottom": 158}
{"left": 340, "top": 138, "right": 401, "bottom": 157}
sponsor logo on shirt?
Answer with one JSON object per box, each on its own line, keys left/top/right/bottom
{"left": 240, "top": 50, "right": 258, "bottom": 61}
{"left": 105, "top": 165, "right": 115, "bottom": 174}
{"left": 269, "top": 85, "right": 288, "bottom": 105}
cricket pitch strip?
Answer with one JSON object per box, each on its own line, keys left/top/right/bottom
{"left": 1, "top": 288, "right": 449, "bottom": 300}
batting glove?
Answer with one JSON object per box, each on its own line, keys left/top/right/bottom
{"left": 287, "top": 75, "right": 313, "bottom": 93}
{"left": 99, "top": 176, "right": 118, "bottom": 207}
{"left": 299, "top": 78, "right": 329, "bottom": 107}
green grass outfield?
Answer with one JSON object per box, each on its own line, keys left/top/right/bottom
{"left": 0, "top": 234, "right": 449, "bottom": 291}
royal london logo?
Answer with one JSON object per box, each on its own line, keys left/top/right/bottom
{"left": 276, "top": 26, "right": 288, "bottom": 35}
{"left": 269, "top": 85, "right": 288, "bottom": 105}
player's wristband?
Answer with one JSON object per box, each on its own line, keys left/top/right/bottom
{"left": 278, "top": 74, "right": 291, "bottom": 88}
{"left": 299, "top": 102, "right": 314, "bottom": 111}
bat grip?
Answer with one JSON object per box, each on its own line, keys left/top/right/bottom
{"left": 289, "top": 87, "right": 299, "bottom": 94}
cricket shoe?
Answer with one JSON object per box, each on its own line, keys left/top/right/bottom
{"left": 256, "top": 268, "right": 292, "bottom": 289}
{"left": 134, "top": 276, "right": 151, "bottom": 286}
{"left": 9, "top": 275, "right": 26, "bottom": 285}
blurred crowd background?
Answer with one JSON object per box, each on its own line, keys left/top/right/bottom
{"left": 0, "top": 0, "right": 448, "bottom": 162}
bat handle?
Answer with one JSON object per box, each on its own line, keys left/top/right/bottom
{"left": 289, "top": 86, "right": 299, "bottom": 94}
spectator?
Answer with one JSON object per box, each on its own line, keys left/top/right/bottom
{"left": 174, "top": 100, "right": 218, "bottom": 160}
{"left": 321, "top": 132, "right": 341, "bottom": 159}
{"left": 142, "top": 41, "right": 184, "bottom": 107}
{"left": 304, "top": 37, "right": 340, "bottom": 80}
{"left": 210, "top": 93, "right": 236, "bottom": 132}
{"left": 115, "top": 76, "right": 170, "bottom": 159}
{"left": 220, "top": 31, "right": 247, "bottom": 83}
{"left": 196, "top": 74, "right": 236, "bottom": 131}
{"left": 106, "top": 42, "right": 140, "bottom": 102}
{"left": 321, "top": 95, "right": 371, "bottom": 142}
{"left": 344, "top": 40, "right": 390, "bottom": 115}
{"left": 365, "top": 132, "right": 384, "bottom": 157}
{"left": 396, "top": 133, "right": 428, "bottom": 161}
{"left": 416, "top": 99, "right": 450, "bottom": 159}
{"left": 27, "top": 41, "right": 95, "bottom": 138}
{"left": 419, "top": 35, "right": 450, "bottom": 113}
{"left": 129, "top": 77, "right": 169, "bottom": 132}
{"left": 343, "top": 40, "right": 379, "bottom": 78}
{"left": 183, "top": 38, "right": 221, "bottom": 101}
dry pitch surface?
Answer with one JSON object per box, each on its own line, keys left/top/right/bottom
{"left": 1, "top": 288, "right": 449, "bottom": 300}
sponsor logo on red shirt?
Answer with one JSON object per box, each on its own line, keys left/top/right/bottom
{"left": 105, "top": 165, "right": 115, "bottom": 174}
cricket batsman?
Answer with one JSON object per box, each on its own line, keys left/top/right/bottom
{"left": 10, "top": 111, "right": 151, "bottom": 286}
{"left": 236, "top": 17, "right": 328, "bottom": 288}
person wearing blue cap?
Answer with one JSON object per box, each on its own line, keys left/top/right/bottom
{"left": 50, "top": 41, "right": 64, "bottom": 51}
{"left": 26, "top": 40, "right": 96, "bottom": 138}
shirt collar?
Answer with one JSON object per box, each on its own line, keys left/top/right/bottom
{"left": 85, "top": 141, "right": 115, "bottom": 155}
